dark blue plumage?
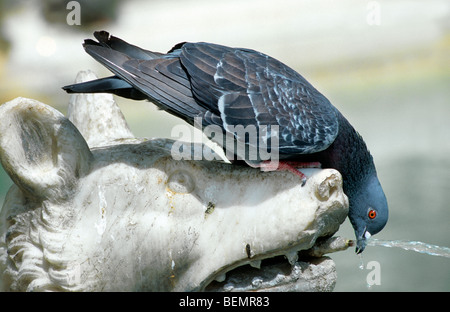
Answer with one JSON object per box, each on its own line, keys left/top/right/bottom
{"left": 63, "top": 31, "right": 388, "bottom": 253}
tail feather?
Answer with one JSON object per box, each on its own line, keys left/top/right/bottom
{"left": 62, "top": 76, "right": 147, "bottom": 100}
{"left": 63, "top": 31, "right": 209, "bottom": 124}
{"left": 89, "top": 31, "right": 163, "bottom": 60}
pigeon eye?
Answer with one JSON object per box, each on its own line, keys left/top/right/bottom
{"left": 368, "top": 209, "right": 377, "bottom": 219}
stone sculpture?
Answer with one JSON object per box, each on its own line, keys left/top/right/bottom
{"left": 0, "top": 72, "right": 351, "bottom": 291}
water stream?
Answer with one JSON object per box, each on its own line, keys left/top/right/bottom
{"left": 367, "top": 238, "right": 450, "bottom": 258}
{"left": 356, "top": 238, "right": 450, "bottom": 290}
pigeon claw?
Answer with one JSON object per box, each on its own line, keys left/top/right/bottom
{"left": 276, "top": 161, "right": 321, "bottom": 186}
{"left": 300, "top": 176, "right": 307, "bottom": 187}
{"left": 257, "top": 161, "right": 321, "bottom": 186}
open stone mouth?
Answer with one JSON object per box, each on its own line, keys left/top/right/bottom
{"left": 204, "top": 236, "right": 353, "bottom": 292}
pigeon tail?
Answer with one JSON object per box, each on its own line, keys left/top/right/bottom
{"left": 62, "top": 76, "right": 148, "bottom": 100}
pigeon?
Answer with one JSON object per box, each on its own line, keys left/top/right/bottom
{"left": 63, "top": 31, "right": 388, "bottom": 253}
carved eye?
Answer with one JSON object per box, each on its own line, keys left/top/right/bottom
{"left": 368, "top": 209, "right": 377, "bottom": 219}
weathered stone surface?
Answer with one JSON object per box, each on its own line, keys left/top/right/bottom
{"left": 0, "top": 72, "right": 350, "bottom": 291}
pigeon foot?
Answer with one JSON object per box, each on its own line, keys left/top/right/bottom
{"left": 260, "top": 161, "right": 322, "bottom": 186}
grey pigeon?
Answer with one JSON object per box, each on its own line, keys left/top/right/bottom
{"left": 63, "top": 31, "right": 388, "bottom": 253}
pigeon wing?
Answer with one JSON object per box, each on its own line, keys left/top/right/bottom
{"left": 83, "top": 33, "right": 338, "bottom": 155}
{"left": 179, "top": 42, "right": 339, "bottom": 155}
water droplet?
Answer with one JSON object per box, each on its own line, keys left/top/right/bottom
{"left": 358, "top": 254, "right": 365, "bottom": 270}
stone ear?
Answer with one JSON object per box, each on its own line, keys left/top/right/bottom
{"left": 0, "top": 97, "right": 92, "bottom": 201}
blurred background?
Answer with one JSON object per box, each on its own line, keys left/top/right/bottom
{"left": 0, "top": 0, "right": 449, "bottom": 291}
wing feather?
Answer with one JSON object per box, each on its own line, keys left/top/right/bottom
{"left": 82, "top": 33, "right": 338, "bottom": 156}
{"left": 179, "top": 43, "right": 339, "bottom": 154}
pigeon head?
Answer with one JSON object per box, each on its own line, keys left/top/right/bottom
{"left": 348, "top": 174, "right": 388, "bottom": 254}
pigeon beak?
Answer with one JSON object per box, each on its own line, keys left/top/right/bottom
{"left": 356, "top": 231, "right": 371, "bottom": 254}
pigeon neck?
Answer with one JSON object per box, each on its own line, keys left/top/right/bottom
{"left": 329, "top": 112, "right": 377, "bottom": 197}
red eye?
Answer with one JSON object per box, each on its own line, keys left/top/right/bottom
{"left": 368, "top": 209, "right": 377, "bottom": 219}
